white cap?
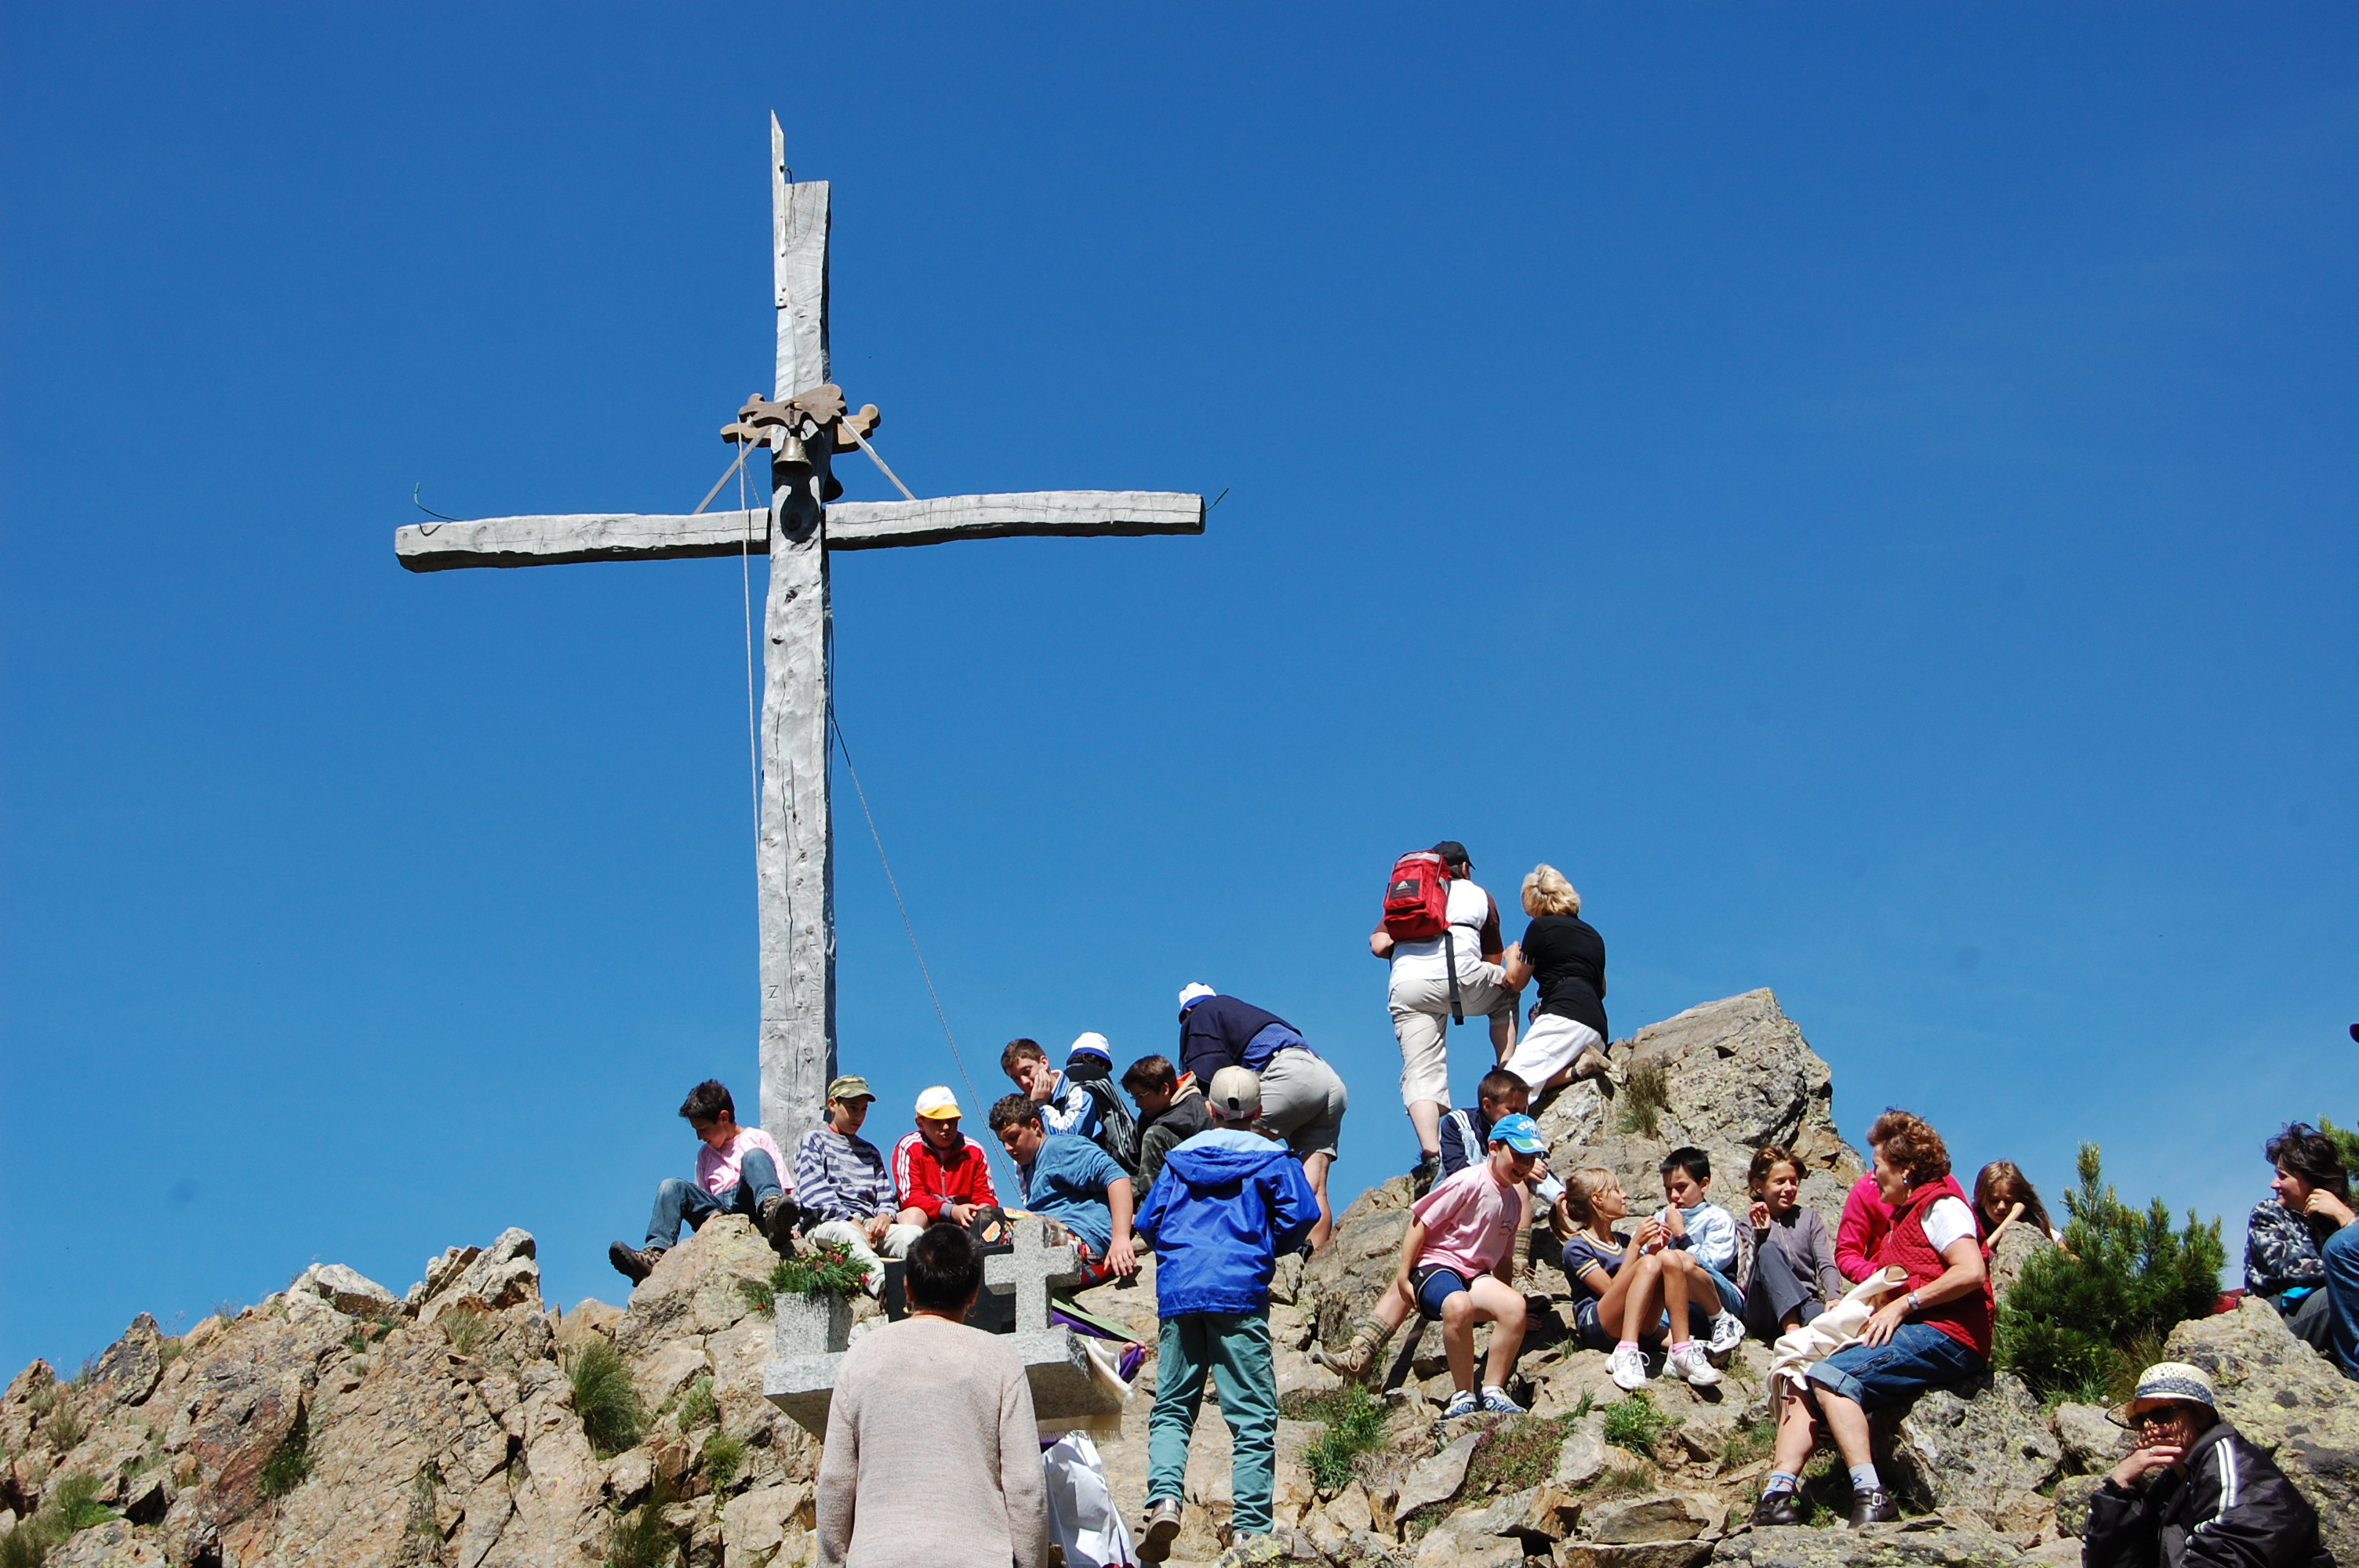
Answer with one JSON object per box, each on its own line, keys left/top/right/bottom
{"left": 1068, "top": 1031, "right": 1112, "bottom": 1062}
{"left": 914, "top": 1086, "right": 961, "bottom": 1120}
{"left": 1207, "top": 1065, "right": 1262, "bottom": 1121}
{"left": 1177, "top": 982, "right": 1216, "bottom": 1013}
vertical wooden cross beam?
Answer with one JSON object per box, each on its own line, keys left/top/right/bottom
{"left": 391, "top": 116, "right": 1205, "bottom": 1160}
{"left": 759, "top": 115, "right": 838, "bottom": 1156}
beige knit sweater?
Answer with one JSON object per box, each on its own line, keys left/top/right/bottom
{"left": 815, "top": 1314, "right": 1049, "bottom": 1568}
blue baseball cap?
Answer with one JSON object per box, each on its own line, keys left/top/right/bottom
{"left": 1490, "top": 1113, "right": 1547, "bottom": 1156}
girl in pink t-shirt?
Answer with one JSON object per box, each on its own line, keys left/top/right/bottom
{"left": 1314, "top": 1113, "right": 1545, "bottom": 1418}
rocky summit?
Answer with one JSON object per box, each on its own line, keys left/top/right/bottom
{"left": 3, "top": 991, "right": 2352, "bottom": 1568}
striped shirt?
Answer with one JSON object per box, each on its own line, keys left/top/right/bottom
{"left": 793, "top": 1127, "right": 897, "bottom": 1224}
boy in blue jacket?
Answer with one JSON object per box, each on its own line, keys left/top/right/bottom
{"left": 1132, "top": 1066, "right": 1320, "bottom": 1566}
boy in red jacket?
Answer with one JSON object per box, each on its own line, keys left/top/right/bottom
{"left": 891, "top": 1086, "right": 999, "bottom": 1229}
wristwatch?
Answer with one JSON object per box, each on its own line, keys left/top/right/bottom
{"left": 1906, "top": 1290, "right": 1921, "bottom": 1315}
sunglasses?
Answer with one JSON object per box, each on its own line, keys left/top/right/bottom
{"left": 2128, "top": 1402, "right": 2200, "bottom": 1429}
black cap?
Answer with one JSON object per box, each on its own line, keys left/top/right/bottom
{"left": 2350, "top": 1023, "right": 2357, "bottom": 1045}
{"left": 1431, "top": 840, "right": 1471, "bottom": 872}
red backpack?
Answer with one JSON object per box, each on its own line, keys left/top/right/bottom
{"left": 1383, "top": 851, "right": 1451, "bottom": 939}
{"left": 1383, "top": 850, "right": 1465, "bottom": 1022}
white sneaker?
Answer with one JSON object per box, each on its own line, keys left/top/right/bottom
{"left": 1608, "top": 1344, "right": 1649, "bottom": 1391}
{"left": 1667, "top": 1345, "right": 1724, "bottom": 1386}
{"left": 1708, "top": 1310, "right": 1747, "bottom": 1356}
{"left": 1441, "top": 1389, "right": 1479, "bottom": 1419}
{"left": 1479, "top": 1385, "right": 1525, "bottom": 1414}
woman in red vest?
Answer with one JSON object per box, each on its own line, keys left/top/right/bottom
{"left": 1751, "top": 1114, "right": 1992, "bottom": 1529}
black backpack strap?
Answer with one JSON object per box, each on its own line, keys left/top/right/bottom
{"left": 1445, "top": 927, "right": 1465, "bottom": 1025}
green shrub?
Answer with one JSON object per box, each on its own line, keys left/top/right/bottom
{"left": 1462, "top": 1414, "right": 1572, "bottom": 1495}
{"left": 258, "top": 1409, "right": 311, "bottom": 1497}
{"left": 568, "top": 1342, "right": 645, "bottom": 1459}
{"left": 408, "top": 1458, "right": 444, "bottom": 1539}
{"left": 43, "top": 1406, "right": 84, "bottom": 1453}
{"left": 0, "top": 1472, "right": 116, "bottom": 1567}
{"left": 1616, "top": 1063, "right": 1669, "bottom": 1138}
{"left": 738, "top": 1242, "right": 869, "bottom": 1316}
{"left": 1601, "top": 1390, "right": 1674, "bottom": 1457}
{"left": 1299, "top": 1385, "right": 1388, "bottom": 1492}
{"left": 700, "top": 1430, "right": 747, "bottom": 1490}
{"left": 1719, "top": 1415, "right": 1777, "bottom": 1468}
{"left": 1591, "top": 1460, "right": 1656, "bottom": 1496}
{"left": 676, "top": 1378, "right": 718, "bottom": 1431}
{"left": 25, "top": 1387, "right": 57, "bottom": 1422}
{"left": 1995, "top": 1143, "right": 2226, "bottom": 1403}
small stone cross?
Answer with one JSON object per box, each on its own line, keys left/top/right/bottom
{"left": 985, "top": 1216, "right": 1094, "bottom": 1334}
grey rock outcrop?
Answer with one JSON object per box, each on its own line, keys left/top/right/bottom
{"left": 1884, "top": 1371, "right": 2061, "bottom": 1533}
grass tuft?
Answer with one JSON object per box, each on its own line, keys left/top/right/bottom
{"left": 676, "top": 1378, "right": 718, "bottom": 1431}
{"left": 441, "top": 1306, "right": 495, "bottom": 1358}
{"left": 43, "top": 1406, "right": 85, "bottom": 1454}
{"left": 568, "top": 1341, "right": 645, "bottom": 1459}
{"left": 605, "top": 1480, "right": 682, "bottom": 1568}
{"left": 1615, "top": 1062, "right": 1670, "bottom": 1138}
{"left": 1, "top": 1471, "right": 118, "bottom": 1568}
{"left": 258, "top": 1408, "right": 311, "bottom": 1497}
{"left": 1719, "top": 1415, "right": 1777, "bottom": 1469}
{"left": 1601, "top": 1390, "right": 1674, "bottom": 1457}
{"left": 700, "top": 1430, "right": 747, "bottom": 1490}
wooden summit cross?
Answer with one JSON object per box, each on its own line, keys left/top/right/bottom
{"left": 396, "top": 116, "right": 1202, "bottom": 1150}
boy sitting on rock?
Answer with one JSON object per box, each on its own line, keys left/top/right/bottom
{"left": 794, "top": 1075, "right": 927, "bottom": 1296}
{"left": 987, "top": 1094, "right": 1138, "bottom": 1283}
{"left": 1658, "top": 1145, "right": 1748, "bottom": 1356}
{"left": 1314, "top": 1113, "right": 1546, "bottom": 1417}
{"left": 609, "top": 1078, "right": 791, "bottom": 1284}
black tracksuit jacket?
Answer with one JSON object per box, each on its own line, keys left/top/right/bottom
{"left": 2081, "top": 1420, "right": 2330, "bottom": 1568}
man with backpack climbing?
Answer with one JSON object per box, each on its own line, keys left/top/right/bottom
{"left": 1175, "top": 985, "right": 1348, "bottom": 1250}
{"left": 1372, "top": 840, "right": 1521, "bottom": 1192}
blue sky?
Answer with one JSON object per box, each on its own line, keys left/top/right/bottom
{"left": 4, "top": 6, "right": 2354, "bottom": 1374}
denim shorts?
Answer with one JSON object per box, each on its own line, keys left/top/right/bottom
{"left": 1573, "top": 1294, "right": 1684, "bottom": 1350}
{"left": 1698, "top": 1261, "right": 1745, "bottom": 1317}
{"left": 1413, "top": 1265, "right": 1471, "bottom": 1320}
{"left": 1804, "top": 1322, "right": 1985, "bottom": 1411}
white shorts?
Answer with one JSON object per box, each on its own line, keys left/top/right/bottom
{"left": 1501, "top": 1012, "right": 1606, "bottom": 1091}
{"left": 1389, "top": 966, "right": 1518, "bottom": 1109}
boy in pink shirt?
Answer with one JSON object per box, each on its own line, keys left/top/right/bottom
{"left": 1313, "top": 1112, "right": 1544, "bottom": 1417}
{"left": 609, "top": 1079, "right": 792, "bottom": 1284}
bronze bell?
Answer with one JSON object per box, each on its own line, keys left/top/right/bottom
{"left": 771, "top": 432, "right": 813, "bottom": 477}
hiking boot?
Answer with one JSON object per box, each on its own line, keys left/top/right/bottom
{"left": 1410, "top": 1152, "right": 1441, "bottom": 1197}
{"left": 756, "top": 1193, "right": 794, "bottom": 1243}
{"left": 1479, "top": 1385, "right": 1524, "bottom": 1415}
{"left": 1707, "top": 1310, "right": 1747, "bottom": 1356}
{"left": 1310, "top": 1314, "right": 1398, "bottom": 1385}
{"left": 1137, "top": 1498, "right": 1182, "bottom": 1563}
{"left": 1608, "top": 1343, "right": 1650, "bottom": 1391}
{"left": 1750, "top": 1490, "right": 1803, "bottom": 1528}
{"left": 1848, "top": 1488, "right": 1899, "bottom": 1527}
{"left": 1440, "top": 1389, "right": 1480, "bottom": 1420}
{"left": 1666, "top": 1345, "right": 1723, "bottom": 1386}
{"left": 608, "top": 1241, "right": 664, "bottom": 1284}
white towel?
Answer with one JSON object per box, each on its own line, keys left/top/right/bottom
{"left": 1769, "top": 1265, "right": 1909, "bottom": 1393}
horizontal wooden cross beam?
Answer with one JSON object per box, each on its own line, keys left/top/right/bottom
{"left": 394, "top": 490, "right": 1205, "bottom": 572}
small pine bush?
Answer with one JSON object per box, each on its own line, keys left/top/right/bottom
{"left": 568, "top": 1342, "right": 645, "bottom": 1459}
{"left": 2319, "top": 1116, "right": 2359, "bottom": 1179}
{"left": 1996, "top": 1142, "right": 2226, "bottom": 1403}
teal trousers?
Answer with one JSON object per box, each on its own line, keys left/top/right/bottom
{"left": 1147, "top": 1309, "right": 1278, "bottom": 1536}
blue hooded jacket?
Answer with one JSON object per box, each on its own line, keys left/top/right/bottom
{"left": 1134, "top": 1128, "right": 1320, "bottom": 1317}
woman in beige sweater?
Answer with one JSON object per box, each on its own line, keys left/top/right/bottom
{"left": 816, "top": 1225, "right": 1049, "bottom": 1568}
